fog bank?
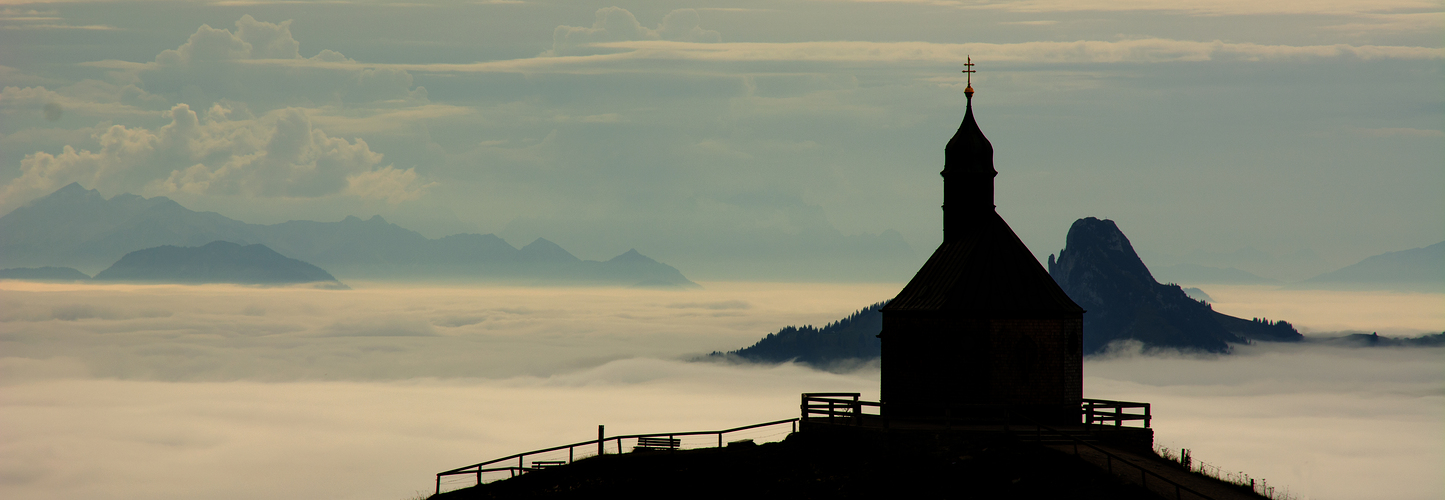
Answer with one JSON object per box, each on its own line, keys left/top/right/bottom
{"left": 0, "top": 281, "right": 1439, "bottom": 499}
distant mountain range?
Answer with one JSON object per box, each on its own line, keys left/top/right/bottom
{"left": 0, "top": 183, "right": 698, "bottom": 288}
{"left": 1296, "top": 241, "right": 1443, "bottom": 292}
{"left": 1150, "top": 263, "right": 1278, "bottom": 285}
{"left": 710, "top": 217, "right": 1442, "bottom": 363}
{"left": 92, "top": 241, "right": 347, "bottom": 288}
{"left": 0, "top": 266, "right": 91, "bottom": 281}
{"left": 1317, "top": 331, "right": 1445, "bottom": 348}
{"left": 1152, "top": 242, "right": 1442, "bottom": 292}
{"left": 1048, "top": 218, "right": 1301, "bottom": 354}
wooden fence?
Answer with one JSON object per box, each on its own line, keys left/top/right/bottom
{"left": 801, "top": 393, "right": 1152, "bottom": 429}
{"left": 434, "top": 418, "right": 798, "bottom": 495}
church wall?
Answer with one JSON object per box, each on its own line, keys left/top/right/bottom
{"left": 986, "top": 318, "right": 1082, "bottom": 423}
{"left": 881, "top": 313, "right": 1081, "bottom": 423}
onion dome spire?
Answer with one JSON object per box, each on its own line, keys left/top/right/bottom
{"left": 942, "top": 56, "right": 996, "bottom": 242}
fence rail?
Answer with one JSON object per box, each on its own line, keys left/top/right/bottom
{"left": 436, "top": 395, "right": 1157, "bottom": 495}
{"left": 800, "top": 394, "right": 1202, "bottom": 499}
{"left": 800, "top": 394, "right": 1152, "bottom": 429}
{"left": 1156, "top": 446, "right": 1297, "bottom": 500}
{"left": 1082, "top": 398, "right": 1151, "bottom": 428}
{"left": 435, "top": 418, "right": 798, "bottom": 495}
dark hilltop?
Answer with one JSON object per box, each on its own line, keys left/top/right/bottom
{"left": 1049, "top": 217, "right": 1301, "bottom": 354}
{"left": 93, "top": 241, "right": 348, "bottom": 288}
{"left": 708, "top": 217, "right": 1307, "bottom": 366}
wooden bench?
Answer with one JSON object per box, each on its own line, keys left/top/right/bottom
{"left": 530, "top": 460, "right": 566, "bottom": 470}
{"left": 633, "top": 437, "right": 681, "bottom": 451}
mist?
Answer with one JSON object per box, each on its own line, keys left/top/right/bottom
{"left": 0, "top": 281, "right": 1439, "bottom": 499}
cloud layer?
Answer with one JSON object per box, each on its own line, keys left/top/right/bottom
{"left": 0, "top": 281, "right": 1439, "bottom": 500}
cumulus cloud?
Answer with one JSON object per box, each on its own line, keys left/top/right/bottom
{"left": 0, "top": 102, "right": 431, "bottom": 210}
{"left": 126, "top": 15, "right": 426, "bottom": 108}
{"left": 153, "top": 15, "right": 306, "bottom": 65}
{"left": 546, "top": 7, "right": 720, "bottom": 56}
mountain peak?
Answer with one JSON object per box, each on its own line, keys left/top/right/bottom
{"left": 608, "top": 248, "right": 657, "bottom": 264}
{"left": 1055, "top": 217, "right": 1155, "bottom": 285}
{"left": 55, "top": 182, "right": 93, "bottom": 196}
{"left": 1050, "top": 217, "right": 1298, "bottom": 353}
{"left": 27, "top": 182, "right": 103, "bottom": 208}
{"left": 518, "top": 237, "right": 580, "bottom": 262}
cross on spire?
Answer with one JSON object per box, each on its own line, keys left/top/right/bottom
{"left": 962, "top": 56, "right": 976, "bottom": 98}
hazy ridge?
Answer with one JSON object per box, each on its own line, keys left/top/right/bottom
{"left": 0, "top": 183, "right": 698, "bottom": 288}
{"left": 92, "top": 241, "right": 347, "bottom": 288}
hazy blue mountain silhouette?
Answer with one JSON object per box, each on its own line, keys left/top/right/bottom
{"left": 0, "top": 266, "right": 91, "bottom": 281}
{"left": 1, "top": 184, "right": 698, "bottom": 288}
{"left": 1297, "top": 241, "right": 1443, "bottom": 292}
{"left": 1048, "top": 218, "right": 1300, "bottom": 354}
{"left": 713, "top": 218, "right": 1307, "bottom": 364}
{"left": 1150, "top": 263, "right": 1278, "bottom": 285}
{"left": 707, "top": 302, "right": 885, "bottom": 368}
{"left": 93, "top": 241, "right": 346, "bottom": 287}
{"left": 1320, "top": 331, "right": 1445, "bottom": 348}
{"left": 0, "top": 183, "right": 258, "bottom": 272}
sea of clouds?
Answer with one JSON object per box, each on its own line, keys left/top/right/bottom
{"left": 0, "top": 281, "right": 1440, "bottom": 500}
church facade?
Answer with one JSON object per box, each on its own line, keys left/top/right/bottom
{"left": 879, "top": 80, "right": 1085, "bottom": 424}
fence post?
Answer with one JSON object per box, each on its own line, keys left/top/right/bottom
{"left": 435, "top": 475, "right": 441, "bottom": 496}
{"left": 718, "top": 432, "right": 723, "bottom": 448}
{"left": 1145, "top": 403, "right": 1152, "bottom": 428}
{"left": 1114, "top": 405, "right": 1122, "bottom": 427}
{"left": 598, "top": 425, "right": 604, "bottom": 456}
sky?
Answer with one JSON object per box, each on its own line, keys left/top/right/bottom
{"left": 1, "top": 0, "right": 1441, "bottom": 282}
{"left": 1, "top": 281, "right": 1441, "bottom": 500}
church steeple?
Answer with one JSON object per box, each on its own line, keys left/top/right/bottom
{"left": 941, "top": 57, "right": 995, "bottom": 242}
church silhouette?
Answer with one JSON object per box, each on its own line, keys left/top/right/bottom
{"left": 880, "top": 66, "right": 1085, "bottom": 424}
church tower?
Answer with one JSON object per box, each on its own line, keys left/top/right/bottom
{"left": 879, "top": 62, "right": 1085, "bottom": 423}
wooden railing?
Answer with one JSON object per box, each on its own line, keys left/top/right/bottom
{"left": 434, "top": 418, "right": 798, "bottom": 495}
{"left": 436, "top": 396, "right": 1155, "bottom": 495}
{"left": 801, "top": 394, "right": 1198, "bottom": 499}
{"left": 801, "top": 393, "right": 1151, "bottom": 429}
{"left": 799, "top": 392, "right": 882, "bottom": 424}
{"left": 1082, "top": 398, "right": 1151, "bottom": 428}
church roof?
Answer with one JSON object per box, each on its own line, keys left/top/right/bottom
{"left": 944, "top": 102, "right": 995, "bottom": 176}
{"left": 882, "top": 211, "right": 1084, "bottom": 317}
